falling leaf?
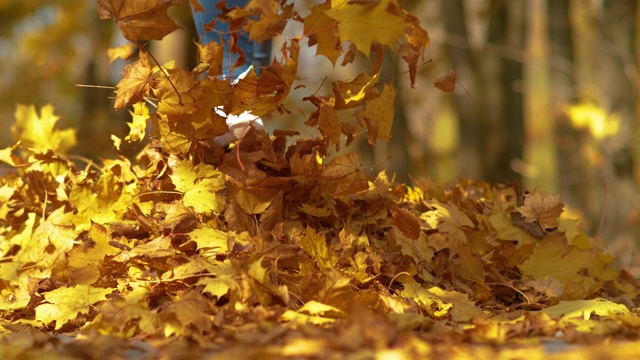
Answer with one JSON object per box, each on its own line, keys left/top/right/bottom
{"left": 97, "top": 0, "right": 186, "bottom": 42}
{"left": 317, "top": 104, "right": 342, "bottom": 149}
{"left": 196, "top": 41, "right": 224, "bottom": 77}
{"left": 244, "top": 3, "right": 293, "bottom": 42}
{"left": 304, "top": 1, "right": 342, "bottom": 65}
{"left": 107, "top": 44, "right": 137, "bottom": 63}
{"left": 114, "top": 52, "right": 153, "bottom": 109}
{"left": 11, "top": 104, "right": 77, "bottom": 153}
{"left": 356, "top": 82, "right": 396, "bottom": 145}
{"left": 325, "top": 0, "right": 407, "bottom": 58}
{"left": 125, "top": 102, "right": 149, "bottom": 142}
{"left": 434, "top": 68, "right": 457, "bottom": 93}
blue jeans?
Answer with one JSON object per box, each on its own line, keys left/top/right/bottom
{"left": 191, "top": 0, "right": 271, "bottom": 78}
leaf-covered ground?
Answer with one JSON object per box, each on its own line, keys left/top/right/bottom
{"left": 1, "top": 106, "right": 640, "bottom": 358}
{"left": 2, "top": 1, "right": 640, "bottom": 358}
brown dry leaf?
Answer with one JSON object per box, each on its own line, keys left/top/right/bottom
{"left": 97, "top": 0, "right": 186, "bottom": 42}
{"left": 234, "top": 187, "right": 278, "bottom": 215}
{"left": 321, "top": 152, "right": 369, "bottom": 196}
{"left": 391, "top": 206, "right": 421, "bottom": 240}
{"left": 244, "top": 3, "right": 293, "bottom": 43}
{"left": 516, "top": 190, "right": 564, "bottom": 230}
{"left": 401, "top": 13, "right": 429, "bottom": 87}
{"left": 434, "top": 68, "right": 456, "bottom": 93}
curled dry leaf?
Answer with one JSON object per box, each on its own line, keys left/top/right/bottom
{"left": 434, "top": 68, "right": 457, "bottom": 93}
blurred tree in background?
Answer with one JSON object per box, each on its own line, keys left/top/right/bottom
{"left": 1, "top": 0, "right": 639, "bottom": 273}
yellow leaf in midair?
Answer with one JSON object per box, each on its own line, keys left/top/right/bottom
{"left": 107, "top": 43, "right": 136, "bottom": 63}
{"left": 11, "top": 104, "right": 77, "bottom": 153}
{"left": 325, "top": 0, "right": 407, "bottom": 57}
{"left": 125, "top": 101, "right": 149, "bottom": 142}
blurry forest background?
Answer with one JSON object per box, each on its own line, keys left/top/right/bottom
{"left": 1, "top": 0, "right": 640, "bottom": 273}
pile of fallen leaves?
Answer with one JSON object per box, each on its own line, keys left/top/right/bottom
{"left": 1, "top": 0, "right": 640, "bottom": 358}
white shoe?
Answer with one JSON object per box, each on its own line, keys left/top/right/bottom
{"left": 214, "top": 66, "right": 264, "bottom": 147}
{"left": 214, "top": 110, "right": 264, "bottom": 147}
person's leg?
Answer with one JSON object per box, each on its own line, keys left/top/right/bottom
{"left": 190, "top": 1, "right": 272, "bottom": 146}
{"left": 192, "top": 0, "right": 273, "bottom": 78}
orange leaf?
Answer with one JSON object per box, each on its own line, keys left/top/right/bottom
{"left": 115, "top": 52, "right": 153, "bottom": 109}
{"left": 196, "top": 41, "right": 224, "bottom": 77}
{"left": 434, "top": 68, "right": 456, "bottom": 93}
{"left": 304, "top": 1, "right": 342, "bottom": 65}
{"left": 391, "top": 206, "right": 421, "bottom": 240}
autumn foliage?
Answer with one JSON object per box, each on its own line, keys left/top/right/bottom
{"left": 1, "top": 0, "right": 640, "bottom": 358}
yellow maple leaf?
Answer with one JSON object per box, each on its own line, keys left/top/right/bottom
{"left": 196, "top": 260, "right": 236, "bottom": 298}
{"left": 540, "top": 298, "right": 631, "bottom": 320}
{"left": 400, "top": 279, "right": 452, "bottom": 319}
{"left": 300, "top": 227, "right": 338, "bottom": 271}
{"left": 107, "top": 43, "right": 136, "bottom": 63}
{"left": 35, "top": 285, "right": 113, "bottom": 330}
{"left": 518, "top": 235, "right": 600, "bottom": 299}
{"left": 169, "top": 159, "right": 226, "bottom": 215}
{"left": 188, "top": 226, "right": 229, "bottom": 254}
{"left": 325, "top": 0, "right": 407, "bottom": 58}
{"left": 281, "top": 300, "right": 346, "bottom": 326}
{"left": 125, "top": 101, "right": 149, "bottom": 142}
{"left": 67, "top": 222, "right": 120, "bottom": 285}
{"left": 11, "top": 104, "right": 77, "bottom": 153}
